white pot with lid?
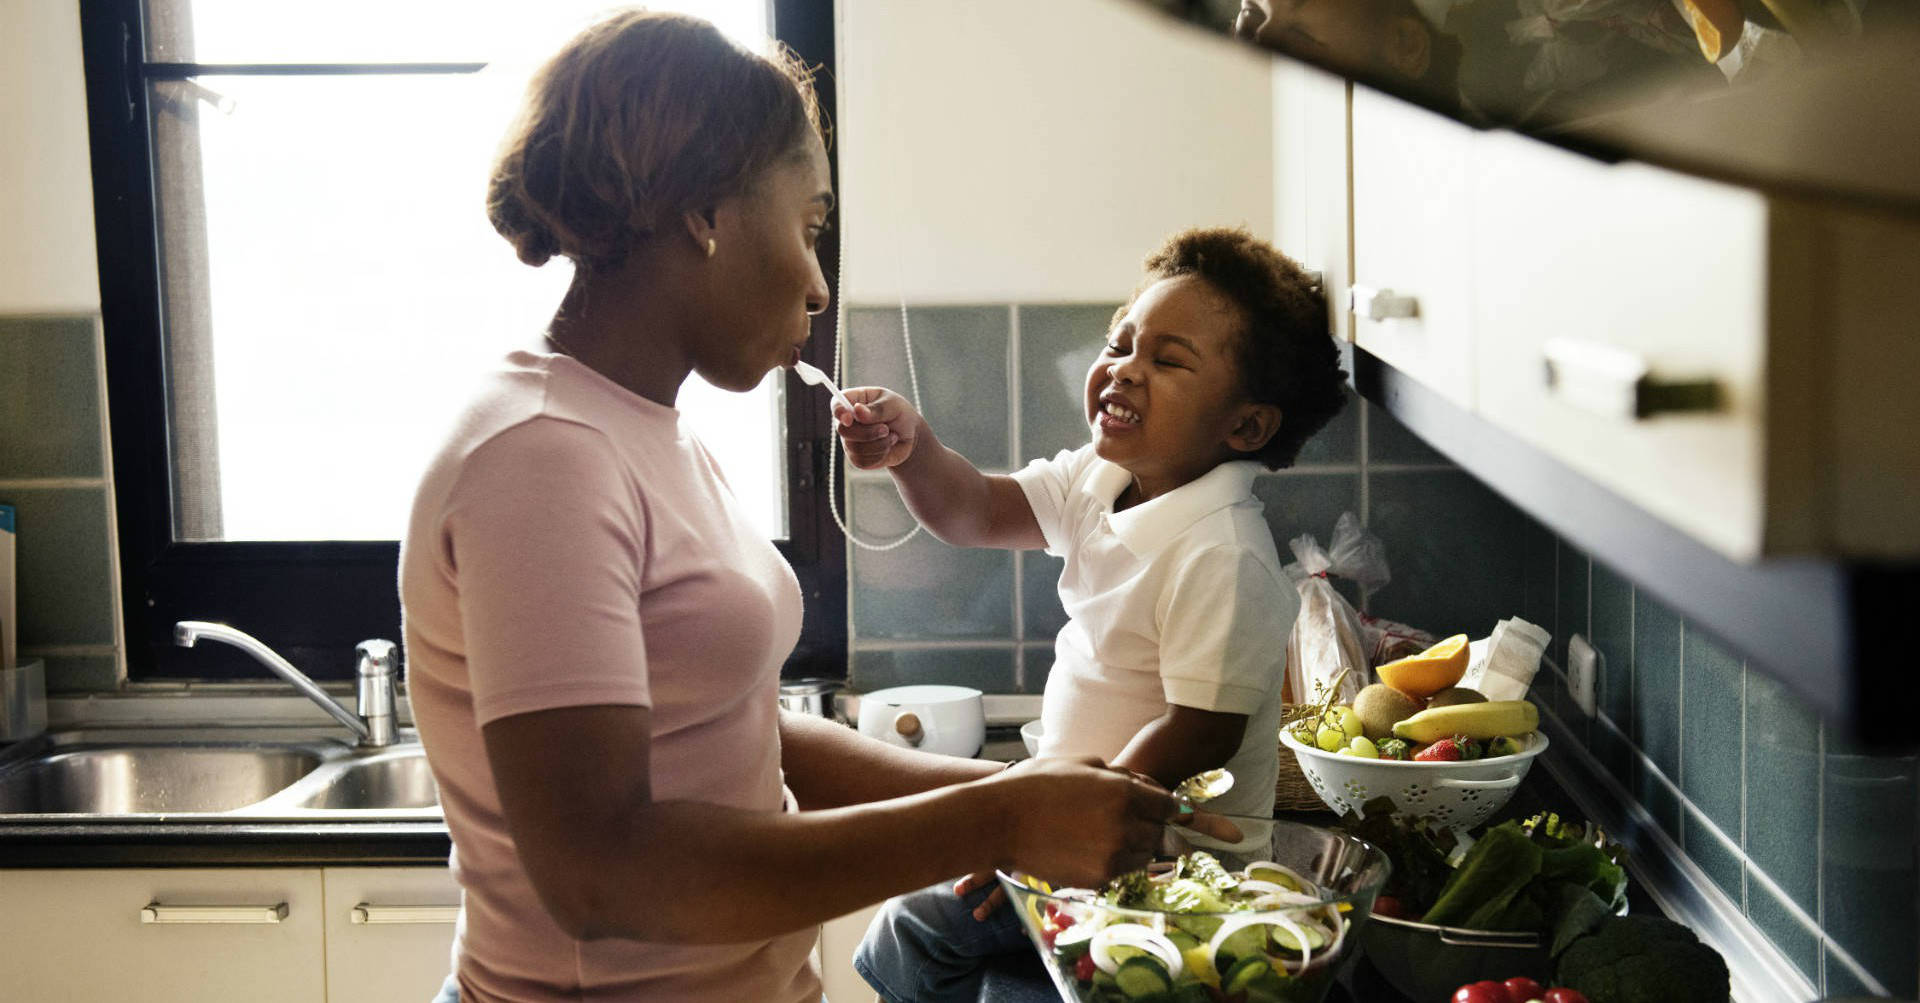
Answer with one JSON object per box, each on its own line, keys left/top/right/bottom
{"left": 854, "top": 684, "right": 986, "bottom": 758}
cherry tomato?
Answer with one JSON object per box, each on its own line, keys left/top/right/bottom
{"left": 1373, "top": 894, "right": 1407, "bottom": 918}
{"left": 1073, "top": 953, "right": 1096, "bottom": 982}
{"left": 1504, "top": 977, "right": 1547, "bottom": 1000}
{"left": 1542, "top": 990, "right": 1589, "bottom": 1003}
{"left": 1453, "top": 981, "right": 1511, "bottom": 1003}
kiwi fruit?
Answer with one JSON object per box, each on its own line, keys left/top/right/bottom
{"left": 1353, "top": 683, "right": 1422, "bottom": 739}
{"left": 1426, "top": 687, "right": 1489, "bottom": 709}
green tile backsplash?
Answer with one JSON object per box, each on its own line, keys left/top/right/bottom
{"left": 1015, "top": 304, "right": 1110, "bottom": 463}
{"left": 848, "top": 305, "right": 1011, "bottom": 470}
{"left": 0, "top": 314, "right": 123, "bottom": 693}
{"left": 1543, "top": 548, "right": 1918, "bottom": 999}
{"left": 7, "top": 487, "right": 116, "bottom": 649}
{"left": 0, "top": 317, "right": 104, "bottom": 478}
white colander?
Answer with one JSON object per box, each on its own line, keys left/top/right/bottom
{"left": 1279, "top": 729, "right": 1549, "bottom": 830}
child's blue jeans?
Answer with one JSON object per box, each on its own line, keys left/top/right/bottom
{"left": 852, "top": 880, "right": 1059, "bottom": 1003}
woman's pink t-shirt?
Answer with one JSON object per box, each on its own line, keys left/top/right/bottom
{"left": 400, "top": 351, "right": 818, "bottom": 1002}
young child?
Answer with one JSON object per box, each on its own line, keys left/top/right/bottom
{"left": 838, "top": 227, "right": 1349, "bottom": 1003}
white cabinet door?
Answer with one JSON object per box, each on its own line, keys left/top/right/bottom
{"left": 1469, "top": 129, "right": 1771, "bottom": 560}
{"left": 322, "top": 866, "right": 461, "bottom": 1003}
{"left": 0, "top": 867, "right": 326, "bottom": 1003}
{"left": 1272, "top": 60, "right": 1353, "bottom": 345}
{"left": 1351, "top": 88, "right": 1478, "bottom": 408}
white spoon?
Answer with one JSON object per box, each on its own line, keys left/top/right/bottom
{"left": 791, "top": 359, "right": 854, "bottom": 415}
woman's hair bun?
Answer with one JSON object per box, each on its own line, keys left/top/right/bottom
{"left": 486, "top": 10, "right": 823, "bottom": 271}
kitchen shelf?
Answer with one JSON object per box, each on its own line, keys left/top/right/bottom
{"left": 1354, "top": 348, "right": 1920, "bottom": 750}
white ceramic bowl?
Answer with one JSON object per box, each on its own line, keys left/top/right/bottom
{"left": 1279, "top": 729, "right": 1548, "bottom": 830}
{"left": 855, "top": 684, "right": 986, "bottom": 758}
{"left": 1020, "top": 719, "right": 1044, "bottom": 758}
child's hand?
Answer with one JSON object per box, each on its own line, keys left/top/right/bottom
{"left": 834, "top": 388, "right": 922, "bottom": 470}
{"left": 952, "top": 870, "right": 1007, "bottom": 921}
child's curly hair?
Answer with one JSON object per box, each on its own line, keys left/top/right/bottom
{"left": 1119, "top": 228, "right": 1348, "bottom": 470}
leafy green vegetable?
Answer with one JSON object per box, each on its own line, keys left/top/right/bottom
{"left": 1339, "top": 796, "right": 1458, "bottom": 911}
{"left": 1156, "top": 878, "right": 1231, "bottom": 913}
{"left": 1338, "top": 803, "right": 1630, "bottom": 937}
{"left": 1170, "top": 851, "right": 1237, "bottom": 892}
{"left": 1554, "top": 914, "right": 1730, "bottom": 1003}
{"left": 1546, "top": 885, "right": 1615, "bottom": 957}
{"left": 1421, "top": 823, "right": 1544, "bottom": 928}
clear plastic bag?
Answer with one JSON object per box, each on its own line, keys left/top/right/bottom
{"left": 1282, "top": 512, "right": 1393, "bottom": 706}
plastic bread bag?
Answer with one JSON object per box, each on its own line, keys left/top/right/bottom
{"left": 1282, "top": 512, "right": 1392, "bottom": 706}
{"left": 1360, "top": 612, "right": 1439, "bottom": 666}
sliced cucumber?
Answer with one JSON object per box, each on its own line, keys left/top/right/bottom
{"left": 1113, "top": 955, "right": 1173, "bottom": 998}
{"left": 1222, "top": 955, "right": 1273, "bottom": 993}
{"left": 1164, "top": 928, "right": 1200, "bottom": 952}
{"left": 1268, "top": 922, "right": 1328, "bottom": 954}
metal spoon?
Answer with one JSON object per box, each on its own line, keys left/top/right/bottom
{"left": 1172, "top": 768, "right": 1234, "bottom": 813}
{"left": 790, "top": 359, "right": 853, "bottom": 414}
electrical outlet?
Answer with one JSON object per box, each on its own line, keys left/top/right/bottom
{"left": 1567, "top": 634, "right": 1598, "bottom": 717}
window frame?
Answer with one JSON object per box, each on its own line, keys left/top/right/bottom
{"left": 78, "top": 0, "right": 846, "bottom": 683}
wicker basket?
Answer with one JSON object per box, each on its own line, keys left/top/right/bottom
{"left": 1273, "top": 706, "right": 1331, "bottom": 812}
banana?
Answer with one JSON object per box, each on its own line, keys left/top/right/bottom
{"left": 1392, "top": 700, "right": 1540, "bottom": 743}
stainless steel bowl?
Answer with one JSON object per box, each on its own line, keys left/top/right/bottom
{"left": 1361, "top": 912, "right": 1554, "bottom": 1000}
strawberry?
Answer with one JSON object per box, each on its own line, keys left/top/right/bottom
{"left": 1414, "top": 735, "right": 1481, "bottom": 761}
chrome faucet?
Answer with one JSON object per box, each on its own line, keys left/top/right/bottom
{"left": 174, "top": 621, "right": 399, "bottom": 747}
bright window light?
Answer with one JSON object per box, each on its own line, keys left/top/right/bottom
{"left": 156, "top": 1, "right": 786, "bottom": 541}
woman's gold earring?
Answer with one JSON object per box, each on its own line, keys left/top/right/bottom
{"left": 706, "top": 238, "right": 717, "bottom": 259}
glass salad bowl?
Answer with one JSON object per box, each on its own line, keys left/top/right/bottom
{"left": 998, "top": 820, "right": 1391, "bottom": 1003}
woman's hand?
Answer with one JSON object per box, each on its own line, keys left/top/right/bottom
{"left": 990, "top": 757, "right": 1174, "bottom": 891}
{"left": 834, "top": 387, "right": 922, "bottom": 470}
{"left": 956, "top": 760, "right": 1248, "bottom": 921}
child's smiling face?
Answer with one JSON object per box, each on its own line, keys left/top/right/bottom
{"left": 1084, "top": 275, "right": 1275, "bottom": 504}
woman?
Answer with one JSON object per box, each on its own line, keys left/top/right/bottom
{"left": 400, "top": 10, "right": 1225, "bottom": 1001}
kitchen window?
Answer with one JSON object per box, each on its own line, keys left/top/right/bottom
{"left": 79, "top": 0, "right": 844, "bottom": 681}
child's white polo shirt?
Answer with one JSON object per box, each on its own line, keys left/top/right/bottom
{"left": 1012, "top": 445, "right": 1297, "bottom": 841}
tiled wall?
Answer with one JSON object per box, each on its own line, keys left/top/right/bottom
{"left": 0, "top": 315, "right": 123, "bottom": 692}
{"left": 840, "top": 302, "right": 1920, "bottom": 999}
{"left": 1530, "top": 532, "right": 1920, "bottom": 999}
{"left": 841, "top": 302, "right": 1532, "bottom": 693}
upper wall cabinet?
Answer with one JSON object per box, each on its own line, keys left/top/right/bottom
{"left": 1270, "top": 59, "right": 1353, "bottom": 347}
{"left": 1350, "top": 87, "right": 1479, "bottom": 412}
{"left": 1351, "top": 96, "right": 1920, "bottom": 562}
{"left": 1469, "top": 130, "right": 1771, "bottom": 560}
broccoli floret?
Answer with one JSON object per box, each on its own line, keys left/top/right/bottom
{"left": 1103, "top": 869, "right": 1154, "bottom": 909}
{"left": 1554, "top": 915, "right": 1730, "bottom": 1003}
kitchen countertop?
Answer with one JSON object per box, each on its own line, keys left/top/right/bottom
{"left": 0, "top": 820, "right": 450, "bottom": 868}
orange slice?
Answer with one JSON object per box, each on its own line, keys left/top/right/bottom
{"left": 1681, "top": 0, "right": 1745, "bottom": 62}
{"left": 1375, "top": 634, "right": 1470, "bottom": 699}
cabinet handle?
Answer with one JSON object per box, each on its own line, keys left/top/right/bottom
{"left": 141, "top": 902, "right": 288, "bottom": 924}
{"left": 1349, "top": 285, "right": 1420, "bottom": 321}
{"left": 1541, "top": 338, "right": 1722, "bottom": 420}
{"left": 351, "top": 903, "right": 460, "bottom": 925}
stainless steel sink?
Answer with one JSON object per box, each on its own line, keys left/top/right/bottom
{"left": 0, "top": 743, "right": 323, "bottom": 814}
{"left": 0, "top": 727, "right": 442, "bottom": 822}
{"left": 292, "top": 749, "right": 438, "bottom": 810}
